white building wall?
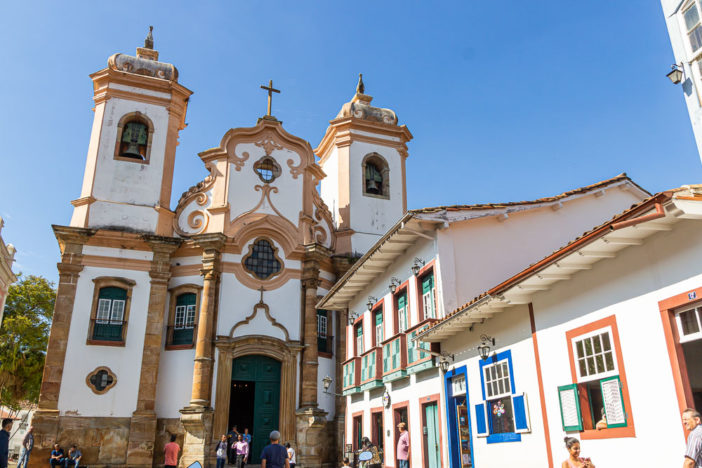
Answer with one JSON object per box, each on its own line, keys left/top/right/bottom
{"left": 661, "top": 0, "right": 702, "bottom": 162}
{"left": 320, "top": 146, "right": 340, "bottom": 226}
{"left": 58, "top": 265, "right": 151, "bottom": 417}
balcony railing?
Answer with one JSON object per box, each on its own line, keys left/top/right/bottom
{"left": 90, "top": 319, "right": 126, "bottom": 343}
{"left": 342, "top": 356, "right": 361, "bottom": 395}
{"left": 166, "top": 325, "right": 197, "bottom": 348}
{"left": 318, "top": 334, "right": 334, "bottom": 355}
{"left": 360, "top": 347, "right": 383, "bottom": 390}
{"left": 382, "top": 333, "right": 407, "bottom": 382}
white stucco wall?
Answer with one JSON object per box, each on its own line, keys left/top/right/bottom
{"left": 59, "top": 265, "right": 151, "bottom": 417}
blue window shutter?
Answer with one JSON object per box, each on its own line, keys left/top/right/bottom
{"left": 474, "top": 403, "right": 488, "bottom": 437}
{"left": 513, "top": 393, "right": 531, "bottom": 433}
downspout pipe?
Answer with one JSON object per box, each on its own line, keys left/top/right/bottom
{"left": 610, "top": 202, "right": 665, "bottom": 230}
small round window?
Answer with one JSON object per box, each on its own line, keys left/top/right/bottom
{"left": 243, "top": 238, "right": 283, "bottom": 280}
{"left": 86, "top": 367, "right": 117, "bottom": 394}
{"left": 253, "top": 156, "right": 281, "bottom": 183}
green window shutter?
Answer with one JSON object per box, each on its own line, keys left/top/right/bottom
{"left": 392, "top": 339, "right": 400, "bottom": 369}
{"left": 383, "top": 343, "right": 390, "bottom": 372}
{"left": 398, "top": 293, "right": 407, "bottom": 309}
{"left": 368, "top": 350, "right": 375, "bottom": 378}
{"left": 558, "top": 384, "right": 583, "bottom": 431}
{"left": 176, "top": 292, "right": 196, "bottom": 306}
{"left": 407, "top": 331, "right": 416, "bottom": 363}
{"left": 600, "top": 375, "right": 627, "bottom": 428}
{"left": 362, "top": 355, "right": 368, "bottom": 381}
{"left": 357, "top": 326, "right": 363, "bottom": 337}
{"left": 375, "top": 311, "right": 383, "bottom": 325}
{"left": 422, "top": 274, "right": 434, "bottom": 294}
{"left": 99, "top": 287, "right": 127, "bottom": 301}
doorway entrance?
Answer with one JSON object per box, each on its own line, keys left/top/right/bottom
{"left": 230, "top": 355, "right": 281, "bottom": 464}
{"left": 393, "top": 405, "right": 408, "bottom": 467}
{"left": 422, "top": 401, "right": 440, "bottom": 468}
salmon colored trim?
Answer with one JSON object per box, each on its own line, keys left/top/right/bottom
{"left": 393, "top": 279, "right": 411, "bottom": 334}
{"left": 565, "top": 315, "right": 636, "bottom": 439}
{"left": 529, "top": 304, "right": 553, "bottom": 468}
{"left": 658, "top": 286, "right": 701, "bottom": 439}
{"left": 391, "top": 400, "right": 410, "bottom": 468}
{"left": 352, "top": 410, "right": 364, "bottom": 451}
{"left": 417, "top": 393, "right": 444, "bottom": 468}
{"left": 371, "top": 298, "right": 386, "bottom": 348}
{"left": 370, "top": 406, "right": 384, "bottom": 447}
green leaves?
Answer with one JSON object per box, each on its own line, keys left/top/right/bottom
{"left": 0, "top": 274, "right": 55, "bottom": 409}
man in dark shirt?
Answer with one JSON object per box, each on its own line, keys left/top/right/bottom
{"left": 50, "top": 443, "right": 66, "bottom": 467}
{"left": 260, "top": 431, "right": 289, "bottom": 468}
{"left": 0, "top": 418, "right": 12, "bottom": 468}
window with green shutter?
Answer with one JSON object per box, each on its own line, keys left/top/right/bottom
{"left": 422, "top": 273, "right": 436, "bottom": 319}
{"left": 397, "top": 293, "right": 408, "bottom": 333}
{"left": 172, "top": 293, "right": 196, "bottom": 345}
{"left": 407, "top": 330, "right": 417, "bottom": 364}
{"left": 375, "top": 310, "right": 384, "bottom": 345}
{"left": 93, "top": 287, "right": 127, "bottom": 341}
{"left": 356, "top": 324, "right": 364, "bottom": 355}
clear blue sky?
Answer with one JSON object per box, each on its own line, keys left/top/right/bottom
{"left": 1, "top": 1, "right": 700, "bottom": 283}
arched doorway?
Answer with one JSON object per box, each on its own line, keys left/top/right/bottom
{"left": 230, "top": 355, "right": 281, "bottom": 464}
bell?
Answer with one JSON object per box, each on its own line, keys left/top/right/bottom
{"left": 367, "top": 179, "right": 379, "bottom": 193}
{"left": 121, "top": 141, "right": 143, "bottom": 159}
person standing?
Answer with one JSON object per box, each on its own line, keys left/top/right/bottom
{"left": 285, "top": 442, "right": 296, "bottom": 468}
{"left": 683, "top": 408, "right": 702, "bottom": 468}
{"left": 67, "top": 444, "right": 82, "bottom": 467}
{"left": 216, "top": 434, "right": 229, "bottom": 468}
{"left": 396, "top": 422, "right": 410, "bottom": 468}
{"left": 561, "top": 437, "right": 594, "bottom": 468}
{"left": 243, "top": 428, "right": 252, "bottom": 444}
{"left": 228, "top": 425, "right": 240, "bottom": 465}
{"left": 260, "top": 430, "right": 289, "bottom": 468}
{"left": 16, "top": 424, "right": 33, "bottom": 468}
{"left": 164, "top": 434, "right": 180, "bottom": 468}
{"left": 0, "top": 419, "right": 11, "bottom": 468}
{"left": 233, "top": 433, "right": 249, "bottom": 468}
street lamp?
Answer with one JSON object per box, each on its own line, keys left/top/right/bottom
{"left": 411, "top": 258, "right": 425, "bottom": 276}
{"left": 478, "top": 334, "right": 495, "bottom": 361}
{"left": 347, "top": 311, "right": 359, "bottom": 326}
{"left": 667, "top": 64, "right": 683, "bottom": 85}
{"left": 322, "top": 375, "right": 343, "bottom": 396}
{"left": 389, "top": 277, "right": 400, "bottom": 294}
{"left": 439, "top": 357, "right": 451, "bottom": 372}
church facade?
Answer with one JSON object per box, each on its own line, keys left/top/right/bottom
{"left": 32, "top": 31, "right": 411, "bottom": 468}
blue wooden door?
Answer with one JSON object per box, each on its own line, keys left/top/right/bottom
{"left": 232, "top": 355, "right": 281, "bottom": 464}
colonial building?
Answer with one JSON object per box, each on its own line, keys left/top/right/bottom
{"left": 317, "top": 175, "right": 649, "bottom": 468}
{"left": 419, "top": 185, "right": 702, "bottom": 467}
{"left": 0, "top": 216, "right": 17, "bottom": 326}
{"left": 661, "top": 0, "right": 702, "bottom": 162}
{"left": 33, "top": 30, "right": 411, "bottom": 467}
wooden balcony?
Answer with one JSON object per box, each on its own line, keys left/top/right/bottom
{"left": 359, "top": 346, "right": 383, "bottom": 391}
{"left": 342, "top": 356, "right": 361, "bottom": 395}
{"left": 382, "top": 333, "right": 408, "bottom": 383}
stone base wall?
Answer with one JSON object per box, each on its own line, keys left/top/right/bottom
{"left": 30, "top": 416, "right": 185, "bottom": 468}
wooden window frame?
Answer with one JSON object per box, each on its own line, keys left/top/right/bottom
{"left": 87, "top": 277, "right": 136, "bottom": 347}
{"left": 166, "top": 284, "right": 202, "bottom": 350}
{"left": 393, "top": 280, "right": 410, "bottom": 335}
{"left": 354, "top": 318, "right": 364, "bottom": 357}
{"left": 370, "top": 406, "right": 384, "bottom": 449}
{"left": 352, "top": 411, "right": 364, "bottom": 451}
{"left": 113, "top": 111, "right": 155, "bottom": 164}
{"left": 418, "top": 394, "right": 444, "bottom": 468}
{"left": 414, "top": 260, "right": 437, "bottom": 322}
{"left": 370, "top": 299, "right": 385, "bottom": 348}
{"left": 565, "top": 315, "right": 636, "bottom": 439}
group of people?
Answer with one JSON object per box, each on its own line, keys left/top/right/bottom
{"left": 213, "top": 426, "right": 296, "bottom": 468}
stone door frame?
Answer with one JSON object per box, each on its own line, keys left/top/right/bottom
{"left": 213, "top": 335, "right": 301, "bottom": 444}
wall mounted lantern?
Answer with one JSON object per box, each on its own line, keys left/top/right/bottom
{"left": 411, "top": 258, "right": 426, "bottom": 276}
{"left": 478, "top": 334, "right": 495, "bottom": 361}
{"left": 347, "top": 311, "right": 359, "bottom": 326}
{"left": 321, "top": 375, "right": 342, "bottom": 396}
{"left": 389, "top": 277, "right": 400, "bottom": 294}
{"left": 367, "top": 296, "right": 378, "bottom": 311}
{"left": 667, "top": 64, "right": 683, "bottom": 85}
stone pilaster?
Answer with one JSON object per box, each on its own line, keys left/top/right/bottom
{"left": 334, "top": 309, "right": 348, "bottom": 463}
{"left": 296, "top": 408, "right": 328, "bottom": 468}
{"left": 34, "top": 226, "right": 95, "bottom": 456}
{"left": 126, "top": 236, "right": 181, "bottom": 467}
{"left": 180, "top": 233, "right": 225, "bottom": 468}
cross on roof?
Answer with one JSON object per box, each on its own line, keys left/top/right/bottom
{"left": 260, "top": 79, "right": 280, "bottom": 117}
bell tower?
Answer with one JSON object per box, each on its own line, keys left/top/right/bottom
{"left": 70, "top": 27, "right": 192, "bottom": 235}
{"left": 316, "top": 75, "right": 412, "bottom": 255}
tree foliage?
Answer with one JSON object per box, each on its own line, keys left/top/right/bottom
{"left": 0, "top": 274, "right": 55, "bottom": 409}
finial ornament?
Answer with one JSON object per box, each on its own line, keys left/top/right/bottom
{"left": 144, "top": 25, "right": 154, "bottom": 49}
{"left": 356, "top": 73, "right": 365, "bottom": 95}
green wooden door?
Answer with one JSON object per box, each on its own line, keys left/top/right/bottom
{"left": 232, "top": 355, "right": 281, "bottom": 464}
{"left": 424, "top": 402, "right": 440, "bottom": 468}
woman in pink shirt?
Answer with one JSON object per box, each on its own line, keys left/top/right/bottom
{"left": 396, "top": 422, "right": 410, "bottom": 468}
{"left": 233, "top": 433, "right": 249, "bottom": 468}
{"left": 164, "top": 434, "right": 180, "bottom": 468}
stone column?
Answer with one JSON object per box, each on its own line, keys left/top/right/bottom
{"left": 296, "top": 247, "right": 330, "bottom": 468}
{"left": 32, "top": 227, "right": 94, "bottom": 458}
{"left": 180, "top": 233, "right": 225, "bottom": 468}
{"left": 126, "top": 236, "right": 181, "bottom": 467}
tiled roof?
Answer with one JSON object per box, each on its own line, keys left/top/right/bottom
{"left": 423, "top": 188, "right": 685, "bottom": 333}
{"left": 410, "top": 173, "right": 648, "bottom": 214}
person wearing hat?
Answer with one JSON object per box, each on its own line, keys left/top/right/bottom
{"left": 396, "top": 422, "right": 410, "bottom": 468}
{"left": 260, "top": 430, "right": 289, "bottom": 468}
